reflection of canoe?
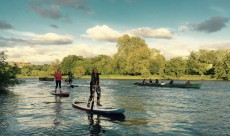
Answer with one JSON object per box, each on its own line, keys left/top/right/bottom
{"left": 134, "top": 82, "right": 202, "bottom": 89}
{"left": 39, "top": 77, "right": 54, "bottom": 81}
{"left": 51, "top": 91, "right": 69, "bottom": 97}
{"left": 72, "top": 101, "right": 125, "bottom": 115}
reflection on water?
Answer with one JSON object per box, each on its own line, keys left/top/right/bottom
{"left": 53, "top": 96, "right": 62, "bottom": 127}
{"left": 88, "top": 113, "right": 105, "bottom": 135}
{"left": 0, "top": 79, "right": 230, "bottom": 135}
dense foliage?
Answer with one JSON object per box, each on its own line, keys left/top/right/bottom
{"left": 0, "top": 51, "right": 20, "bottom": 91}
{"left": 18, "top": 35, "right": 230, "bottom": 80}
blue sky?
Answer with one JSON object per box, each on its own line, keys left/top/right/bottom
{"left": 0, "top": 0, "right": 230, "bottom": 64}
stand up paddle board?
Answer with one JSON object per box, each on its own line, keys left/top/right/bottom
{"left": 51, "top": 91, "right": 69, "bottom": 97}
{"left": 72, "top": 101, "right": 125, "bottom": 115}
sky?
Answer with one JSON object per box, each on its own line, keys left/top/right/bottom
{"left": 0, "top": 0, "right": 230, "bottom": 64}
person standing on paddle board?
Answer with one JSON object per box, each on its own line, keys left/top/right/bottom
{"left": 87, "top": 68, "right": 102, "bottom": 107}
{"left": 54, "top": 69, "right": 62, "bottom": 93}
{"left": 67, "top": 72, "right": 73, "bottom": 85}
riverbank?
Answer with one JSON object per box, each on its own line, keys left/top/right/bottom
{"left": 16, "top": 74, "right": 222, "bottom": 81}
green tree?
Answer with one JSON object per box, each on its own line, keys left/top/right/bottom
{"left": 74, "top": 66, "right": 86, "bottom": 77}
{"left": 164, "top": 57, "right": 187, "bottom": 77}
{"left": 149, "top": 49, "right": 166, "bottom": 75}
{"left": 214, "top": 51, "right": 230, "bottom": 79}
{"left": 187, "top": 51, "right": 211, "bottom": 75}
{"left": 114, "top": 34, "right": 151, "bottom": 75}
{"left": 60, "top": 55, "right": 83, "bottom": 74}
{"left": 0, "top": 51, "right": 20, "bottom": 90}
{"left": 49, "top": 59, "right": 60, "bottom": 75}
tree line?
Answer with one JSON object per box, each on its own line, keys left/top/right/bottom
{"left": 13, "top": 35, "right": 230, "bottom": 80}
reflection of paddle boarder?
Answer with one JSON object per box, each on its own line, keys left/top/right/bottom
{"left": 54, "top": 68, "right": 62, "bottom": 93}
{"left": 53, "top": 96, "right": 61, "bottom": 126}
{"left": 87, "top": 68, "right": 102, "bottom": 107}
{"left": 88, "top": 113, "right": 104, "bottom": 135}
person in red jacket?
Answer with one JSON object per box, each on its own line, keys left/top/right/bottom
{"left": 54, "top": 69, "right": 62, "bottom": 93}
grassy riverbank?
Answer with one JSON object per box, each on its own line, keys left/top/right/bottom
{"left": 17, "top": 74, "right": 218, "bottom": 81}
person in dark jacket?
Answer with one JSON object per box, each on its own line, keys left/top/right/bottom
{"left": 87, "top": 68, "right": 102, "bottom": 107}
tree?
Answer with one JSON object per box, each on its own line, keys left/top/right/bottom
{"left": 0, "top": 51, "right": 20, "bottom": 91}
{"left": 149, "top": 49, "right": 166, "bottom": 75}
{"left": 49, "top": 59, "right": 60, "bottom": 75}
{"left": 74, "top": 66, "right": 86, "bottom": 78}
{"left": 164, "top": 57, "right": 187, "bottom": 77}
{"left": 214, "top": 51, "right": 230, "bottom": 79}
{"left": 187, "top": 51, "right": 211, "bottom": 75}
{"left": 114, "top": 34, "right": 151, "bottom": 75}
{"left": 60, "top": 55, "right": 84, "bottom": 74}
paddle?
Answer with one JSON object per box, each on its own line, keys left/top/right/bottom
{"left": 90, "top": 84, "right": 97, "bottom": 111}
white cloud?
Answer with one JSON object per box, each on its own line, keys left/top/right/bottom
{"left": 179, "top": 25, "right": 189, "bottom": 32}
{"left": 31, "top": 33, "right": 73, "bottom": 45}
{"left": 82, "top": 25, "right": 121, "bottom": 42}
{"left": 82, "top": 25, "right": 174, "bottom": 43}
{"left": 1, "top": 31, "right": 74, "bottom": 46}
{"left": 128, "top": 27, "right": 173, "bottom": 39}
{"left": 201, "top": 41, "right": 230, "bottom": 50}
{"left": 5, "top": 42, "right": 117, "bottom": 64}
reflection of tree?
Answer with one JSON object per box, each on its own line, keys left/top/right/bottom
{"left": 88, "top": 113, "right": 105, "bottom": 136}
{"left": 53, "top": 96, "right": 61, "bottom": 126}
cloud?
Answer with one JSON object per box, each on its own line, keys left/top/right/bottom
{"left": 5, "top": 43, "right": 117, "bottom": 64}
{"left": 0, "top": 32, "right": 73, "bottom": 47}
{"left": 82, "top": 25, "right": 174, "bottom": 42}
{"left": 179, "top": 25, "right": 189, "bottom": 32}
{"left": 0, "top": 20, "right": 14, "bottom": 30}
{"left": 50, "top": 24, "right": 59, "bottom": 28}
{"left": 0, "top": 36, "right": 28, "bottom": 47}
{"left": 82, "top": 25, "right": 121, "bottom": 42}
{"left": 29, "top": 0, "right": 91, "bottom": 21}
{"left": 54, "top": 0, "right": 91, "bottom": 13}
{"left": 128, "top": 27, "right": 173, "bottom": 39}
{"left": 31, "top": 33, "right": 74, "bottom": 45}
{"left": 201, "top": 41, "right": 230, "bottom": 50}
{"left": 30, "top": 4, "right": 62, "bottom": 20}
{"left": 192, "top": 16, "right": 229, "bottom": 33}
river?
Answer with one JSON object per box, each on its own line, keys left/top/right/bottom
{"left": 0, "top": 78, "right": 230, "bottom": 136}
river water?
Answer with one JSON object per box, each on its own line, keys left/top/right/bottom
{"left": 0, "top": 78, "right": 230, "bottom": 136}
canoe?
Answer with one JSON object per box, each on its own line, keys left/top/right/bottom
{"left": 134, "top": 82, "right": 202, "bottom": 89}
{"left": 39, "top": 77, "right": 54, "bottom": 81}
{"left": 51, "top": 91, "right": 70, "bottom": 97}
{"left": 72, "top": 101, "right": 125, "bottom": 115}
{"left": 63, "top": 84, "right": 78, "bottom": 88}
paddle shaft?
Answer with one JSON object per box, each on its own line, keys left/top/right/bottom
{"left": 90, "top": 84, "right": 98, "bottom": 111}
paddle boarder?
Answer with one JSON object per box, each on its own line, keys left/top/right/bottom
{"left": 54, "top": 69, "right": 62, "bottom": 93}
{"left": 87, "top": 68, "right": 102, "bottom": 107}
{"left": 67, "top": 72, "right": 73, "bottom": 85}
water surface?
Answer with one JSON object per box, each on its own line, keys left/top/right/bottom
{"left": 0, "top": 79, "right": 230, "bottom": 135}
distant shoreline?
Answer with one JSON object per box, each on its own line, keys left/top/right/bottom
{"left": 16, "top": 74, "right": 226, "bottom": 81}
